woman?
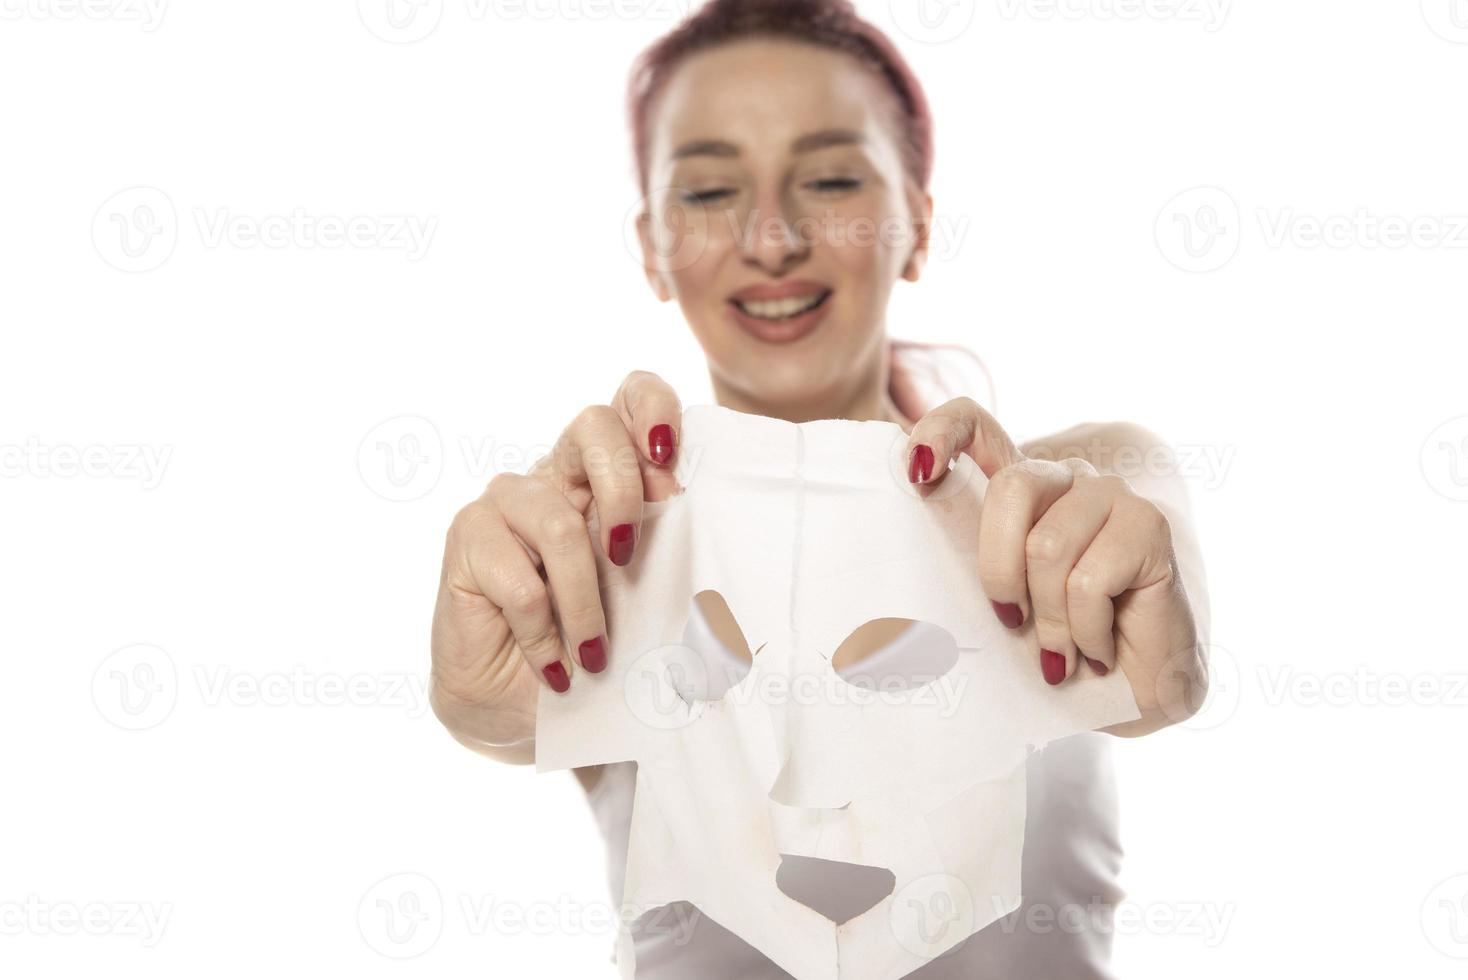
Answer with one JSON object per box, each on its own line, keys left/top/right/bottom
{"left": 429, "top": 0, "right": 1209, "bottom": 975}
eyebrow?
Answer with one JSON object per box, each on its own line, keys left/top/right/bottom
{"left": 670, "top": 128, "right": 867, "bottom": 161}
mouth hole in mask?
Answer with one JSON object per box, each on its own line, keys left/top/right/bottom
{"left": 832, "top": 618, "right": 960, "bottom": 693}
{"left": 775, "top": 854, "right": 896, "bottom": 924}
{"left": 667, "top": 589, "right": 760, "bottom": 703}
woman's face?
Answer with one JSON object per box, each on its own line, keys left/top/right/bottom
{"left": 638, "top": 38, "right": 932, "bottom": 414}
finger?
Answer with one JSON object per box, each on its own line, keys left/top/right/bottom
{"left": 905, "top": 396, "right": 1025, "bottom": 489}
{"left": 453, "top": 490, "right": 575, "bottom": 693}
{"left": 1068, "top": 487, "right": 1176, "bottom": 675}
{"left": 977, "top": 458, "right": 1074, "bottom": 633}
{"left": 613, "top": 370, "right": 684, "bottom": 502}
{"left": 488, "top": 472, "right": 611, "bottom": 674}
{"left": 1024, "top": 464, "right": 1110, "bottom": 685}
{"left": 551, "top": 405, "right": 645, "bottom": 567}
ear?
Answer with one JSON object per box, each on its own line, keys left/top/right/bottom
{"left": 900, "top": 186, "right": 934, "bottom": 283}
{"left": 636, "top": 210, "right": 675, "bottom": 303}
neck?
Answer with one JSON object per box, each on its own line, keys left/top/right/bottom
{"left": 708, "top": 339, "right": 918, "bottom": 435}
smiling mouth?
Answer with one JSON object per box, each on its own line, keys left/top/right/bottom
{"left": 732, "top": 289, "right": 832, "bottom": 322}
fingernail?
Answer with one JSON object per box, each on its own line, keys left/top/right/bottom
{"left": 608, "top": 523, "right": 636, "bottom": 566}
{"left": 908, "top": 444, "right": 934, "bottom": 484}
{"left": 542, "top": 661, "right": 570, "bottom": 693}
{"left": 579, "top": 635, "right": 607, "bottom": 673}
{"left": 648, "top": 424, "right": 675, "bottom": 465}
{"left": 1083, "top": 656, "right": 1110, "bottom": 677}
{"left": 991, "top": 601, "right": 1024, "bottom": 629}
{"left": 1041, "top": 649, "right": 1067, "bottom": 686}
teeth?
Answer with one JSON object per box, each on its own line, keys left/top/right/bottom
{"left": 737, "top": 292, "right": 826, "bottom": 320}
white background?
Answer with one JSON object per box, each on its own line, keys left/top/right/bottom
{"left": 3, "top": 0, "right": 1467, "bottom": 976}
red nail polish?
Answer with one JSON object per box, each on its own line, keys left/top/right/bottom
{"left": 542, "top": 661, "right": 570, "bottom": 693}
{"left": 648, "top": 424, "right": 675, "bottom": 465}
{"left": 1083, "top": 656, "right": 1110, "bottom": 677}
{"left": 991, "top": 601, "right": 1024, "bottom": 629}
{"left": 608, "top": 523, "right": 635, "bottom": 566}
{"left": 908, "top": 444, "right": 934, "bottom": 484}
{"left": 579, "top": 635, "right": 607, "bottom": 673}
{"left": 1041, "top": 649, "right": 1066, "bottom": 686}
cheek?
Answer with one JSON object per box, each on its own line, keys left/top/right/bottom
{"left": 821, "top": 207, "right": 909, "bottom": 309}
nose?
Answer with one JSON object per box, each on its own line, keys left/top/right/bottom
{"left": 738, "top": 186, "right": 809, "bottom": 276}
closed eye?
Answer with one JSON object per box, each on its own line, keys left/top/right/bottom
{"left": 805, "top": 177, "right": 863, "bottom": 194}
{"left": 680, "top": 187, "right": 737, "bottom": 205}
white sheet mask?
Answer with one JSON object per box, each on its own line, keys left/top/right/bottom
{"left": 536, "top": 405, "right": 1140, "bottom": 980}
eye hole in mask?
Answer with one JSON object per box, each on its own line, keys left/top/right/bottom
{"left": 831, "top": 618, "right": 960, "bottom": 694}
{"left": 666, "top": 589, "right": 761, "bottom": 703}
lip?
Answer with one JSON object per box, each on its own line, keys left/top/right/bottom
{"left": 726, "top": 280, "right": 833, "bottom": 345}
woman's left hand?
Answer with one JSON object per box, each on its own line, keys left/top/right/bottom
{"left": 904, "top": 398, "right": 1205, "bottom": 735}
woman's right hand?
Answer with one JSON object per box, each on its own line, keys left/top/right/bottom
{"left": 429, "top": 371, "right": 684, "bottom": 759}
